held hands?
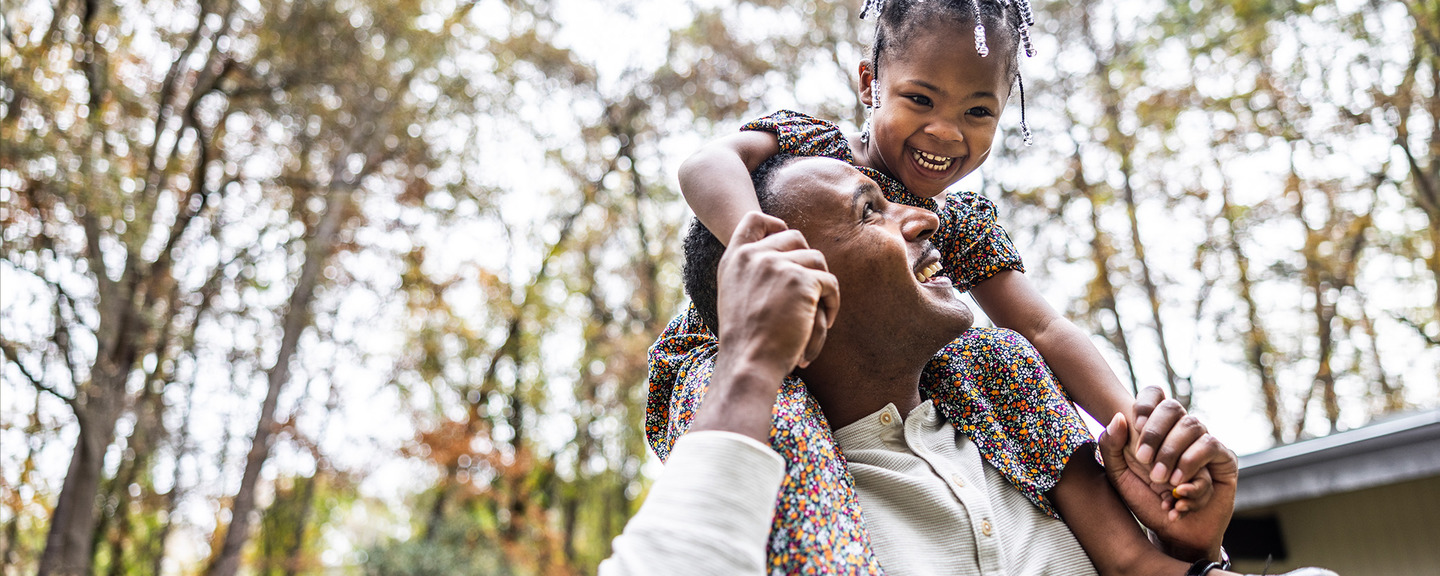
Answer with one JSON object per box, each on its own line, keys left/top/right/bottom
{"left": 1098, "top": 387, "right": 1238, "bottom": 562}
{"left": 1130, "top": 387, "right": 1222, "bottom": 515}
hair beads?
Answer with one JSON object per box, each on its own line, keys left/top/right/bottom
{"left": 1018, "top": 75, "right": 1033, "bottom": 146}
{"left": 973, "top": 2, "right": 989, "bottom": 57}
{"left": 860, "top": 0, "right": 1041, "bottom": 146}
{"left": 1015, "top": 0, "right": 1036, "bottom": 56}
{"left": 862, "top": 78, "right": 881, "bottom": 143}
{"left": 859, "top": 0, "right": 887, "bottom": 19}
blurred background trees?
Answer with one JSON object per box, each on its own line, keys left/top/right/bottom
{"left": 1, "top": 0, "right": 1434, "bottom": 574}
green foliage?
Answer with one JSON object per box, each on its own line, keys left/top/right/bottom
{"left": 254, "top": 474, "right": 346, "bottom": 576}
{"left": 362, "top": 515, "right": 506, "bottom": 576}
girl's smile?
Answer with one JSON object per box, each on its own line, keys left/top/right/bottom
{"left": 911, "top": 149, "right": 956, "bottom": 172}
{"left": 853, "top": 18, "right": 1016, "bottom": 199}
{"left": 906, "top": 146, "right": 963, "bottom": 185}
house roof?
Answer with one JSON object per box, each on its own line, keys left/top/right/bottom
{"left": 1234, "top": 407, "right": 1440, "bottom": 511}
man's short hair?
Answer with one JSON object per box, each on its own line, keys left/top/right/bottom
{"left": 682, "top": 153, "right": 798, "bottom": 334}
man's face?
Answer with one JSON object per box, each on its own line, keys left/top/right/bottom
{"left": 770, "top": 157, "right": 974, "bottom": 357}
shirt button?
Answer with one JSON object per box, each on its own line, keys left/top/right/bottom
{"left": 879, "top": 412, "right": 894, "bottom": 425}
{"left": 981, "top": 518, "right": 993, "bottom": 537}
{"left": 950, "top": 474, "right": 965, "bottom": 488}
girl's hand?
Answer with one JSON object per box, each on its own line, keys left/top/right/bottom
{"left": 1130, "top": 386, "right": 1223, "bottom": 514}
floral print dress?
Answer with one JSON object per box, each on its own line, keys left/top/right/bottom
{"left": 646, "top": 110, "right": 1092, "bottom": 574}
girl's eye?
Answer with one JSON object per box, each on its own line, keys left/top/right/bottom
{"left": 907, "top": 95, "right": 933, "bottom": 107}
{"left": 968, "top": 106, "right": 994, "bottom": 117}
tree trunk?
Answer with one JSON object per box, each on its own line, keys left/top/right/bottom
{"left": 1309, "top": 280, "right": 1340, "bottom": 434}
{"left": 1354, "top": 294, "right": 1401, "bottom": 411}
{"left": 1120, "top": 165, "right": 1183, "bottom": 404}
{"left": 37, "top": 1, "right": 143, "bottom": 570}
{"left": 1219, "top": 182, "right": 1284, "bottom": 443}
{"left": 1074, "top": 151, "right": 1140, "bottom": 394}
{"left": 1389, "top": 29, "right": 1440, "bottom": 330}
{"left": 38, "top": 355, "right": 135, "bottom": 576}
{"left": 1086, "top": 16, "right": 1185, "bottom": 403}
{"left": 205, "top": 193, "right": 347, "bottom": 576}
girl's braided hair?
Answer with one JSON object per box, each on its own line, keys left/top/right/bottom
{"left": 859, "top": 0, "right": 1037, "bottom": 144}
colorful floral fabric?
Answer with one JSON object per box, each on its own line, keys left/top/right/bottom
{"left": 644, "top": 110, "right": 1092, "bottom": 574}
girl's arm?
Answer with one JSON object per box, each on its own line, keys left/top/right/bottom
{"left": 970, "top": 269, "right": 1133, "bottom": 423}
{"left": 678, "top": 131, "right": 782, "bottom": 246}
{"left": 975, "top": 272, "right": 1225, "bottom": 504}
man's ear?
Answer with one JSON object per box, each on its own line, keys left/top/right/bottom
{"left": 858, "top": 60, "right": 875, "bottom": 107}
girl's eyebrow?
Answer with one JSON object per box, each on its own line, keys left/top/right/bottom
{"left": 904, "top": 79, "right": 998, "bottom": 100}
{"left": 908, "top": 79, "right": 945, "bottom": 94}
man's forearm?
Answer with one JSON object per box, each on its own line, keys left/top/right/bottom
{"left": 690, "top": 348, "right": 792, "bottom": 442}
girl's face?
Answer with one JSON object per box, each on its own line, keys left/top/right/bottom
{"left": 857, "top": 21, "right": 1015, "bottom": 199}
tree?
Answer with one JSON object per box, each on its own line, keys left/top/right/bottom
{"left": 3, "top": 1, "right": 1435, "bottom": 574}
{"left": 3, "top": 0, "right": 458, "bottom": 573}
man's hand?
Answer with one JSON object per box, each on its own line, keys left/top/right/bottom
{"left": 715, "top": 211, "right": 839, "bottom": 372}
{"left": 691, "top": 212, "right": 840, "bottom": 442}
{"left": 1098, "top": 409, "right": 1237, "bottom": 563}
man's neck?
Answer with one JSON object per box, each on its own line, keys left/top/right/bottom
{"left": 798, "top": 344, "right": 929, "bottom": 430}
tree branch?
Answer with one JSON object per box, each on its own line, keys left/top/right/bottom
{"left": 0, "top": 337, "right": 78, "bottom": 409}
{"left": 51, "top": 286, "right": 83, "bottom": 384}
{"left": 142, "top": 0, "right": 219, "bottom": 202}
{"left": 1393, "top": 314, "right": 1440, "bottom": 347}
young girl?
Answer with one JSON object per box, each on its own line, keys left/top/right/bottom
{"left": 647, "top": 0, "right": 1227, "bottom": 573}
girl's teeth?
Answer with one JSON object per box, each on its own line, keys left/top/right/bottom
{"left": 912, "top": 150, "right": 954, "bottom": 171}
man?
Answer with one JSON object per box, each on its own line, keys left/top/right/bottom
{"left": 602, "top": 156, "right": 1324, "bottom": 575}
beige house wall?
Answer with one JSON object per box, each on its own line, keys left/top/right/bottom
{"left": 1231, "top": 475, "right": 1440, "bottom": 576}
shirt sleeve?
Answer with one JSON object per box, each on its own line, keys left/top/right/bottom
{"left": 740, "top": 110, "right": 854, "bottom": 162}
{"left": 599, "top": 431, "right": 786, "bottom": 576}
{"left": 931, "top": 190, "right": 1025, "bottom": 292}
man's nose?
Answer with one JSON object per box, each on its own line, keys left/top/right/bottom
{"left": 900, "top": 205, "right": 939, "bottom": 243}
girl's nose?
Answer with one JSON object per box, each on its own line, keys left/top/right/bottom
{"left": 924, "top": 118, "right": 964, "bottom": 142}
{"left": 900, "top": 205, "right": 939, "bottom": 242}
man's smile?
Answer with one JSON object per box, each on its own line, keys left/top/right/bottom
{"left": 913, "top": 247, "right": 943, "bottom": 283}
{"left": 916, "top": 261, "right": 944, "bottom": 283}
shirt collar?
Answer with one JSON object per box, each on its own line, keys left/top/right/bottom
{"left": 834, "top": 401, "right": 939, "bottom": 452}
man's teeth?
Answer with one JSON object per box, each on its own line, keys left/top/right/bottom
{"left": 915, "top": 262, "right": 943, "bottom": 282}
{"left": 912, "top": 150, "right": 954, "bottom": 171}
